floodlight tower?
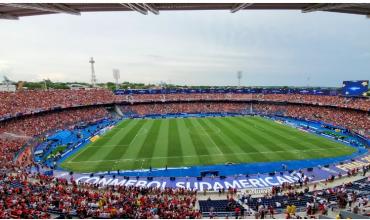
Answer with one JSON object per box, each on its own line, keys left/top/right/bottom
{"left": 237, "top": 71, "right": 242, "bottom": 87}
{"left": 89, "top": 57, "right": 97, "bottom": 87}
{"left": 113, "top": 69, "right": 120, "bottom": 90}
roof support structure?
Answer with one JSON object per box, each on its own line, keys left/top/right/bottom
{"left": 120, "top": 3, "right": 147, "bottom": 15}
{"left": 142, "top": 3, "right": 159, "bottom": 15}
{"left": 1, "top": 3, "right": 370, "bottom": 19}
{"left": 0, "top": 12, "right": 18, "bottom": 20}
{"left": 120, "top": 3, "right": 159, "bottom": 15}
{"left": 302, "top": 3, "right": 360, "bottom": 13}
{"left": 0, "top": 3, "right": 80, "bottom": 15}
{"left": 230, "top": 3, "right": 253, "bottom": 13}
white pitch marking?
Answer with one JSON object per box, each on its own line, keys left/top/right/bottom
{"left": 66, "top": 147, "right": 349, "bottom": 164}
{"left": 193, "top": 121, "right": 223, "bottom": 154}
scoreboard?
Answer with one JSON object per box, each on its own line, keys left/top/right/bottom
{"left": 342, "top": 80, "right": 369, "bottom": 97}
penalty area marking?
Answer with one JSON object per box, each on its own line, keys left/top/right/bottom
{"left": 99, "top": 127, "right": 148, "bottom": 138}
{"left": 69, "top": 127, "right": 149, "bottom": 162}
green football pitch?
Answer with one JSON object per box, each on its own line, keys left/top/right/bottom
{"left": 60, "top": 116, "right": 355, "bottom": 172}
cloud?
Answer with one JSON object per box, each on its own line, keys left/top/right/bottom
{"left": 0, "top": 10, "right": 369, "bottom": 86}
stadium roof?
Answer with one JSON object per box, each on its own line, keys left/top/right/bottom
{"left": 1, "top": 3, "right": 370, "bottom": 20}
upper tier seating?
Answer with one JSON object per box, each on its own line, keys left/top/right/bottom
{"left": 1, "top": 89, "right": 369, "bottom": 121}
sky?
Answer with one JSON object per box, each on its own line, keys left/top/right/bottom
{"left": 0, "top": 9, "right": 370, "bottom": 87}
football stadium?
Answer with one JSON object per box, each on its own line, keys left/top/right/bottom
{"left": 0, "top": 3, "right": 370, "bottom": 219}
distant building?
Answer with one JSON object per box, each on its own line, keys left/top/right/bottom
{"left": 0, "top": 84, "right": 16, "bottom": 92}
{"left": 67, "top": 84, "right": 89, "bottom": 90}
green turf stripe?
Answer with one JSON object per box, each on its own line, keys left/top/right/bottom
{"left": 176, "top": 119, "right": 201, "bottom": 165}
{"left": 196, "top": 119, "right": 234, "bottom": 154}
{"left": 167, "top": 119, "right": 184, "bottom": 165}
{"left": 252, "top": 117, "right": 341, "bottom": 148}
{"left": 105, "top": 120, "right": 154, "bottom": 171}
{"left": 60, "top": 116, "right": 355, "bottom": 173}
{"left": 121, "top": 120, "right": 155, "bottom": 170}
{"left": 225, "top": 117, "right": 297, "bottom": 160}
{"left": 197, "top": 118, "right": 243, "bottom": 163}
{"left": 152, "top": 119, "right": 170, "bottom": 159}
{"left": 252, "top": 117, "right": 355, "bottom": 158}
{"left": 69, "top": 147, "right": 101, "bottom": 163}
{"left": 251, "top": 117, "right": 345, "bottom": 151}
{"left": 121, "top": 119, "right": 157, "bottom": 169}
{"left": 135, "top": 120, "right": 162, "bottom": 166}
{"left": 247, "top": 117, "right": 311, "bottom": 150}
{"left": 92, "top": 119, "right": 147, "bottom": 171}
{"left": 116, "top": 119, "right": 147, "bottom": 146}
{"left": 248, "top": 117, "right": 337, "bottom": 159}
{"left": 204, "top": 118, "right": 246, "bottom": 155}
{"left": 190, "top": 119, "right": 223, "bottom": 155}
{"left": 252, "top": 118, "right": 322, "bottom": 144}
{"left": 183, "top": 118, "right": 213, "bottom": 156}
{"left": 90, "top": 120, "right": 132, "bottom": 146}
{"left": 89, "top": 119, "right": 137, "bottom": 148}
{"left": 209, "top": 117, "right": 271, "bottom": 162}
{"left": 204, "top": 118, "right": 249, "bottom": 163}
{"left": 69, "top": 119, "right": 137, "bottom": 162}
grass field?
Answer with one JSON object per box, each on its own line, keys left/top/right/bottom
{"left": 60, "top": 116, "right": 356, "bottom": 172}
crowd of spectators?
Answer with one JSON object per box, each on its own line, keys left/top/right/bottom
{"left": 0, "top": 107, "right": 109, "bottom": 137}
{"left": 0, "top": 106, "right": 110, "bottom": 184}
{"left": 0, "top": 89, "right": 117, "bottom": 120}
{"left": 122, "top": 102, "right": 249, "bottom": 115}
{"left": 238, "top": 169, "right": 370, "bottom": 218}
{"left": 0, "top": 172, "right": 200, "bottom": 218}
{"left": 254, "top": 94, "right": 370, "bottom": 112}
{"left": 1, "top": 89, "right": 368, "bottom": 121}
{"left": 253, "top": 103, "right": 370, "bottom": 137}
{"left": 0, "top": 103, "right": 134, "bottom": 218}
{"left": 0, "top": 89, "right": 369, "bottom": 219}
{"left": 123, "top": 93, "right": 370, "bottom": 111}
{"left": 0, "top": 138, "right": 29, "bottom": 169}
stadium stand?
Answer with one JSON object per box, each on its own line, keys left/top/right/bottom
{"left": 198, "top": 198, "right": 245, "bottom": 217}
{"left": 120, "top": 93, "right": 370, "bottom": 111}
{"left": 237, "top": 175, "right": 370, "bottom": 218}
{"left": 1, "top": 90, "right": 369, "bottom": 121}
{"left": 0, "top": 172, "right": 199, "bottom": 218}
{"left": 0, "top": 89, "right": 117, "bottom": 120}
{"left": 0, "top": 88, "right": 369, "bottom": 218}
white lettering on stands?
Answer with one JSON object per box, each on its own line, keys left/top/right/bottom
{"left": 249, "top": 179, "right": 264, "bottom": 187}
{"left": 265, "top": 177, "right": 279, "bottom": 186}
{"left": 199, "top": 182, "right": 212, "bottom": 191}
{"left": 98, "top": 178, "right": 112, "bottom": 186}
{"left": 135, "top": 180, "right": 147, "bottom": 187}
{"left": 213, "top": 182, "right": 224, "bottom": 190}
{"left": 125, "top": 180, "right": 137, "bottom": 186}
{"left": 74, "top": 175, "right": 302, "bottom": 190}
{"left": 109, "top": 178, "right": 127, "bottom": 186}
{"left": 176, "top": 182, "right": 185, "bottom": 188}
{"left": 224, "top": 180, "right": 241, "bottom": 189}
{"left": 277, "top": 176, "right": 291, "bottom": 185}
{"left": 147, "top": 181, "right": 161, "bottom": 188}
{"left": 85, "top": 177, "right": 99, "bottom": 184}
{"left": 239, "top": 179, "right": 252, "bottom": 188}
